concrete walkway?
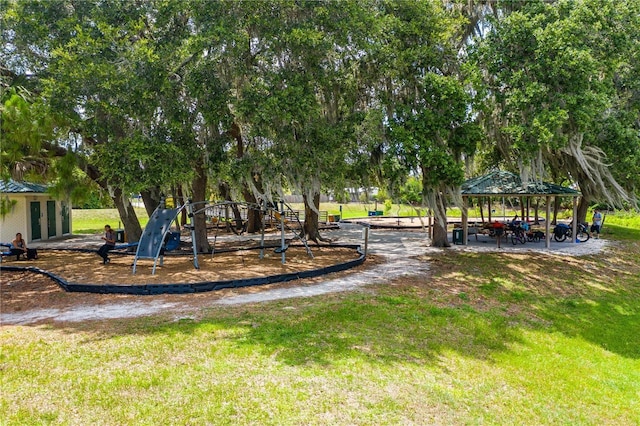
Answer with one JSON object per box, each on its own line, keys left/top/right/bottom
{"left": 216, "top": 223, "right": 432, "bottom": 305}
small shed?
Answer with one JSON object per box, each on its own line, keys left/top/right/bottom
{"left": 460, "top": 171, "right": 581, "bottom": 248}
{"left": 0, "top": 179, "right": 72, "bottom": 243}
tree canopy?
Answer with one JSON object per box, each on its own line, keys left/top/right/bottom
{"left": 2, "top": 0, "right": 638, "bottom": 247}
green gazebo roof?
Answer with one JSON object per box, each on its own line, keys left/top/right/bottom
{"left": 461, "top": 171, "right": 580, "bottom": 197}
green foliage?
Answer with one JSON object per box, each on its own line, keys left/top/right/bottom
{"left": 398, "top": 177, "right": 422, "bottom": 205}
{"left": 0, "top": 196, "right": 17, "bottom": 218}
{"left": 46, "top": 153, "right": 97, "bottom": 205}
{"left": 475, "top": 0, "right": 640, "bottom": 203}
{"left": 2, "top": 0, "right": 637, "bottom": 232}
{"left": 73, "top": 191, "right": 114, "bottom": 210}
{"left": 92, "top": 133, "right": 195, "bottom": 193}
{"left": 0, "top": 90, "right": 56, "bottom": 180}
{"left": 383, "top": 198, "right": 393, "bottom": 213}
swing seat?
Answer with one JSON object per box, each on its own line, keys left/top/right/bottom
{"left": 274, "top": 245, "right": 289, "bottom": 254}
{"left": 114, "top": 242, "right": 139, "bottom": 250}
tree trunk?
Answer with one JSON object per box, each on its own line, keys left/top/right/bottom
{"left": 191, "top": 160, "right": 210, "bottom": 253}
{"left": 577, "top": 196, "right": 589, "bottom": 224}
{"left": 552, "top": 197, "right": 561, "bottom": 224}
{"left": 112, "top": 187, "right": 142, "bottom": 243}
{"left": 431, "top": 194, "right": 450, "bottom": 248}
{"left": 241, "top": 186, "right": 262, "bottom": 234}
{"left": 140, "top": 186, "right": 162, "bottom": 217}
{"left": 303, "top": 192, "right": 330, "bottom": 243}
{"left": 84, "top": 163, "right": 142, "bottom": 242}
{"left": 217, "top": 181, "right": 243, "bottom": 232}
{"left": 228, "top": 121, "right": 263, "bottom": 234}
{"left": 177, "top": 186, "right": 187, "bottom": 226}
{"left": 218, "top": 181, "right": 232, "bottom": 203}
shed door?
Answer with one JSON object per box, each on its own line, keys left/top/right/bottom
{"left": 47, "top": 200, "right": 56, "bottom": 237}
{"left": 30, "top": 202, "right": 41, "bottom": 240}
{"left": 62, "top": 203, "right": 70, "bottom": 234}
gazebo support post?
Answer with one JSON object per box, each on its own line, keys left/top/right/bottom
{"left": 462, "top": 197, "right": 469, "bottom": 246}
{"left": 572, "top": 197, "right": 578, "bottom": 244}
{"left": 545, "top": 196, "right": 552, "bottom": 249}
{"left": 460, "top": 171, "right": 582, "bottom": 251}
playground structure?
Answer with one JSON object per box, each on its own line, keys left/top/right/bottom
{"left": 132, "top": 199, "right": 316, "bottom": 275}
{"left": 0, "top": 199, "right": 369, "bottom": 295}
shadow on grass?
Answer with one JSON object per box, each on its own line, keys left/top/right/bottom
{"left": 235, "top": 296, "right": 523, "bottom": 366}
{"left": 87, "top": 267, "right": 638, "bottom": 366}
{"left": 117, "top": 294, "right": 527, "bottom": 368}
{"left": 537, "top": 295, "right": 640, "bottom": 358}
{"left": 30, "top": 225, "right": 640, "bottom": 364}
{"left": 422, "top": 245, "right": 640, "bottom": 359}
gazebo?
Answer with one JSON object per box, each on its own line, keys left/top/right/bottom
{"left": 460, "top": 170, "right": 582, "bottom": 248}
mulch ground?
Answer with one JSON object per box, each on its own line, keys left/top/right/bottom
{"left": 0, "top": 247, "right": 378, "bottom": 317}
{"left": 2, "top": 246, "right": 361, "bottom": 285}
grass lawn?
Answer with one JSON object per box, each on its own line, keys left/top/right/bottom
{"left": 72, "top": 208, "right": 150, "bottom": 234}
{"left": 8, "top": 210, "right": 639, "bottom": 424}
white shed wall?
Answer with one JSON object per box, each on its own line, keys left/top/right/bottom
{"left": 0, "top": 195, "right": 27, "bottom": 243}
{"left": 1, "top": 194, "right": 72, "bottom": 243}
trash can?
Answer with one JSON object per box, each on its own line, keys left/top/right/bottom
{"left": 452, "top": 228, "right": 464, "bottom": 245}
{"left": 115, "top": 229, "right": 125, "bottom": 243}
{"left": 333, "top": 214, "right": 341, "bottom": 222}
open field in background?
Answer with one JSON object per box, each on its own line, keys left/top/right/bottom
{"left": 3, "top": 219, "right": 640, "bottom": 424}
{"left": 72, "top": 208, "right": 150, "bottom": 234}
{"left": 72, "top": 203, "right": 637, "bottom": 235}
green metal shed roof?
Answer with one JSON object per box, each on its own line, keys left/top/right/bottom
{"left": 0, "top": 179, "right": 49, "bottom": 193}
{"left": 461, "top": 171, "right": 580, "bottom": 196}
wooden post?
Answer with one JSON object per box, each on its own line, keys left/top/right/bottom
{"left": 462, "top": 196, "right": 469, "bottom": 246}
{"left": 363, "top": 225, "right": 369, "bottom": 256}
{"left": 260, "top": 200, "right": 266, "bottom": 259}
{"left": 280, "top": 205, "right": 286, "bottom": 264}
{"left": 488, "top": 197, "right": 492, "bottom": 223}
{"left": 572, "top": 196, "right": 578, "bottom": 244}
{"left": 545, "top": 196, "right": 552, "bottom": 249}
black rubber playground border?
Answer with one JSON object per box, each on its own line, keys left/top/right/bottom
{"left": 1, "top": 244, "right": 365, "bottom": 295}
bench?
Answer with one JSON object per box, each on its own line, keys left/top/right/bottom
{"left": 0, "top": 243, "right": 24, "bottom": 261}
{"left": 468, "top": 226, "right": 480, "bottom": 241}
{"left": 0, "top": 243, "right": 12, "bottom": 261}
